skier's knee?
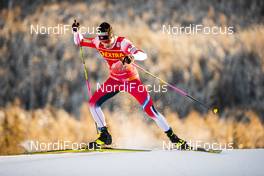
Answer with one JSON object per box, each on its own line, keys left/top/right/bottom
{"left": 88, "top": 98, "right": 96, "bottom": 107}
{"left": 144, "top": 105, "right": 159, "bottom": 119}
{"left": 89, "top": 99, "right": 103, "bottom": 110}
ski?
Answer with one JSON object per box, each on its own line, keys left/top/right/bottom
{"left": 26, "top": 146, "right": 151, "bottom": 155}
{"left": 168, "top": 144, "right": 222, "bottom": 154}
{"left": 168, "top": 148, "right": 222, "bottom": 154}
{"left": 189, "top": 147, "right": 222, "bottom": 154}
{"left": 83, "top": 142, "right": 151, "bottom": 152}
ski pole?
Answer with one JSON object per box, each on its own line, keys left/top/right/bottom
{"left": 133, "top": 63, "right": 218, "bottom": 113}
{"left": 79, "top": 47, "right": 99, "bottom": 133}
{"left": 79, "top": 47, "right": 92, "bottom": 99}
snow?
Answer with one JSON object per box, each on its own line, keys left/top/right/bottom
{"left": 0, "top": 149, "right": 263, "bottom": 176}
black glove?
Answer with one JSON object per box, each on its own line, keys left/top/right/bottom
{"left": 122, "top": 55, "right": 134, "bottom": 65}
{"left": 72, "top": 20, "right": 80, "bottom": 32}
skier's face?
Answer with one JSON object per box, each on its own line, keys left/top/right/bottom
{"left": 99, "top": 34, "right": 114, "bottom": 48}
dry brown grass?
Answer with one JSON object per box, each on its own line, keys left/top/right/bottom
{"left": 0, "top": 102, "right": 263, "bottom": 155}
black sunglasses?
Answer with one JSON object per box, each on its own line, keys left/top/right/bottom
{"left": 99, "top": 35, "right": 110, "bottom": 41}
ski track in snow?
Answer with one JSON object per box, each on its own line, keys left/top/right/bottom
{"left": 0, "top": 149, "right": 263, "bottom": 176}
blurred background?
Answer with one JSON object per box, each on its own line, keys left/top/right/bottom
{"left": 0, "top": 0, "right": 264, "bottom": 154}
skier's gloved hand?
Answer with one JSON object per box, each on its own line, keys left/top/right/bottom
{"left": 72, "top": 20, "right": 80, "bottom": 32}
{"left": 122, "top": 55, "right": 134, "bottom": 65}
{"left": 72, "top": 20, "right": 83, "bottom": 46}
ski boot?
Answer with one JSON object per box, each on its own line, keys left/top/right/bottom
{"left": 88, "top": 127, "right": 112, "bottom": 150}
{"left": 165, "top": 128, "right": 192, "bottom": 150}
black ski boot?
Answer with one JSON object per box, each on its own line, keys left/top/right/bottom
{"left": 165, "top": 128, "right": 192, "bottom": 150}
{"left": 88, "top": 127, "right": 112, "bottom": 149}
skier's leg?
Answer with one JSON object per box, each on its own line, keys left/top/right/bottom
{"left": 88, "top": 78, "right": 120, "bottom": 146}
{"left": 125, "top": 79, "right": 170, "bottom": 131}
{"left": 126, "top": 79, "right": 191, "bottom": 150}
{"left": 89, "top": 77, "right": 120, "bottom": 129}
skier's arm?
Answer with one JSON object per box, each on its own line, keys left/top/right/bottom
{"left": 72, "top": 20, "right": 96, "bottom": 48}
{"left": 73, "top": 32, "right": 96, "bottom": 48}
{"left": 121, "top": 39, "right": 147, "bottom": 61}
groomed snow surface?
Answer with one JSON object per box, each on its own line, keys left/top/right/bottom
{"left": 0, "top": 149, "right": 263, "bottom": 176}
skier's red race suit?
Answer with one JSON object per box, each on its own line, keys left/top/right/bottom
{"left": 74, "top": 32, "right": 169, "bottom": 131}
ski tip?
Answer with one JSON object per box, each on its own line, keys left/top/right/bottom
{"left": 195, "top": 147, "right": 222, "bottom": 154}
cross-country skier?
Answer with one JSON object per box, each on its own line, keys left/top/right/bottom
{"left": 72, "top": 21, "right": 191, "bottom": 150}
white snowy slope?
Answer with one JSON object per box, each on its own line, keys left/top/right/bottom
{"left": 0, "top": 149, "right": 263, "bottom": 176}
